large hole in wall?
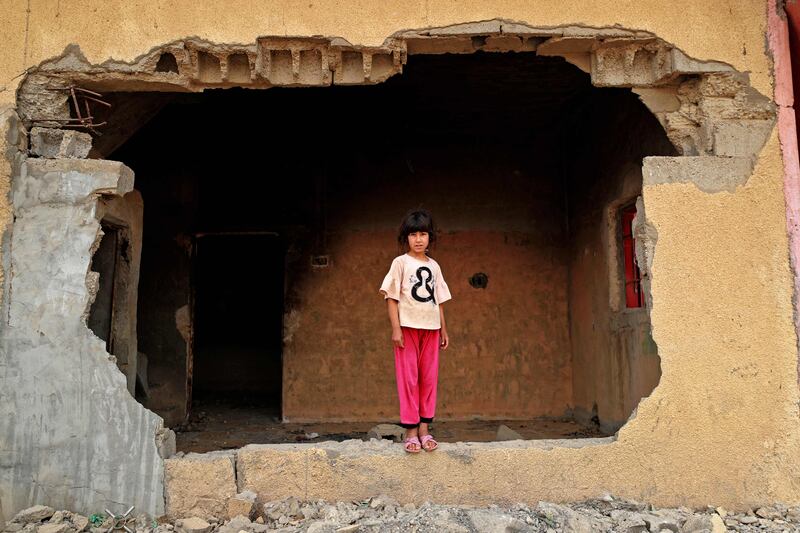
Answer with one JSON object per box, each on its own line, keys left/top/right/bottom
{"left": 106, "top": 51, "right": 675, "bottom": 452}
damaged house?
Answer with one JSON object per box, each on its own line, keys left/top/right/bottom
{"left": 1, "top": 0, "right": 800, "bottom": 520}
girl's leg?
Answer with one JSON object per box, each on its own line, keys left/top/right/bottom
{"left": 395, "top": 327, "right": 422, "bottom": 428}
{"left": 417, "top": 329, "right": 440, "bottom": 447}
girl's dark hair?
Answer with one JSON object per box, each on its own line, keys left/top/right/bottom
{"left": 397, "top": 209, "right": 437, "bottom": 249}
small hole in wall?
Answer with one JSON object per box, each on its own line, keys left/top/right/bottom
{"left": 468, "top": 272, "right": 489, "bottom": 289}
{"left": 198, "top": 52, "right": 222, "bottom": 83}
{"left": 311, "top": 255, "right": 330, "bottom": 268}
{"left": 227, "top": 53, "right": 251, "bottom": 83}
{"left": 471, "top": 36, "right": 488, "bottom": 49}
{"left": 155, "top": 53, "right": 179, "bottom": 74}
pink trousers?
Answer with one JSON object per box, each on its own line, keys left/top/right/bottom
{"left": 394, "top": 327, "right": 440, "bottom": 427}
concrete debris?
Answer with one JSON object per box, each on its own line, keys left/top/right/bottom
{"left": 5, "top": 501, "right": 799, "bottom": 533}
{"left": 366, "top": 424, "right": 405, "bottom": 442}
{"left": 641, "top": 511, "right": 680, "bottom": 532}
{"left": 177, "top": 517, "right": 211, "bottom": 533}
{"left": 682, "top": 514, "right": 712, "bottom": 532}
{"left": 69, "top": 515, "right": 89, "bottom": 532}
{"left": 755, "top": 506, "right": 783, "bottom": 519}
{"left": 608, "top": 509, "right": 648, "bottom": 532}
{"left": 367, "top": 495, "right": 398, "bottom": 511}
{"left": 12, "top": 506, "right": 55, "bottom": 524}
{"left": 29, "top": 127, "right": 92, "bottom": 159}
{"left": 465, "top": 509, "right": 525, "bottom": 532}
{"left": 495, "top": 424, "right": 524, "bottom": 441}
{"left": 37, "top": 524, "right": 68, "bottom": 533}
{"left": 709, "top": 513, "right": 726, "bottom": 533}
{"left": 226, "top": 492, "right": 257, "bottom": 521}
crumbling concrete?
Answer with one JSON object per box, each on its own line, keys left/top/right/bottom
{"left": 0, "top": 155, "right": 167, "bottom": 520}
{"left": 28, "top": 127, "right": 92, "bottom": 159}
{"left": 13, "top": 23, "right": 775, "bottom": 172}
{"left": 15, "top": 36, "right": 408, "bottom": 127}
{"left": 91, "top": 189, "right": 144, "bottom": 395}
{"left": 166, "top": 438, "right": 618, "bottom": 517}
{"left": 642, "top": 156, "right": 754, "bottom": 193}
{"left": 632, "top": 196, "right": 658, "bottom": 312}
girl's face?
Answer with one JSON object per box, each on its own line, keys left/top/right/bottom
{"left": 407, "top": 231, "right": 429, "bottom": 254}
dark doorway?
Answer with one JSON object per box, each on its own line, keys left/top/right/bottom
{"left": 88, "top": 222, "right": 122, "bottom": 351}
{"left": 192, "top": 233, "right": 285, "bottom": 414}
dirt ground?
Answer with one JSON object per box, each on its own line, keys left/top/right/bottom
{"left": 175, "top": 396, "right": 607, "bottom": 453}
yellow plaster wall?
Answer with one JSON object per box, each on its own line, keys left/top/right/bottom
{"left": 2, "top": 0, "right": 799, "bottom": 506}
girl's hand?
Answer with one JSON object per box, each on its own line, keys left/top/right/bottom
{"left": 392, "top": 328, "right": 404, "bottom": 348}
{"left": 440, "top": 331, "right": 450, "bottom": 350}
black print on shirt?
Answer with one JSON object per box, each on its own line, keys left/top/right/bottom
{"left": 411, "top": 266, "right": 435, "bottom": 303}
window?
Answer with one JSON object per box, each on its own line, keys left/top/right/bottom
{"left": 621, "top": 204, "right": 645, "bottom": 308}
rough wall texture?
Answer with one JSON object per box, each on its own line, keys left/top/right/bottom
{"left": 0, "top": 0, "right": 799, "bottom": 519}
{"left": 284, "top": 144, "right": 572, "bottom": 421}
{"left": 122, "top": 121, "right": 573, "bottom": 423}
{"left": 0, "top": 157, "right": 166, "bottom": 522}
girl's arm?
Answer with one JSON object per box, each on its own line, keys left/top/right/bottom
{"left": 387, "top": 299, "right": 404, "bottom": 348}
{"left": 439, "top": 304, "right": 450, "bottom": 350}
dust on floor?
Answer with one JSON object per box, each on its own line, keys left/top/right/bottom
{"left": 176, "top": 397, "right": 606, "bottom": 453}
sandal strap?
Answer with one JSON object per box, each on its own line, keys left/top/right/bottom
{"left": 404, "top": 436, "right": 421, "bottom": 452}
{"left": 420, "top": 435, "right": 437, "bottom": 444}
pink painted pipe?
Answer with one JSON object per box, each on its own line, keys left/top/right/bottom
{"left": 768, "top": 0, "right": 800, "bottom": 380}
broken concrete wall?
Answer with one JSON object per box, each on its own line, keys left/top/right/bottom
{"left": 565, "top": 88, "right": 676, "bottom": 431}
{"left": 89, "top": 190, "right": 145, "bottom": 396}
{"left": 0, "top": 156, "right": 167, "bottom": 522}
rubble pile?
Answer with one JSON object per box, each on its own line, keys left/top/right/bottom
{"left": 4, "top": 496, "right": 800, "bottom": 533}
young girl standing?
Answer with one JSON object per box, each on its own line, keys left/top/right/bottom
{"left": 379, "top": 210, "right": 451, "bottom": 453}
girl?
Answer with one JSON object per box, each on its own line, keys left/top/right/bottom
{"left": 379, "top": 209, "right": 451, "bottom": 453}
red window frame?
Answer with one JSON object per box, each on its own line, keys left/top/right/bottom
{"left": 621, "top": 204, "right": 645, "bottom": 308}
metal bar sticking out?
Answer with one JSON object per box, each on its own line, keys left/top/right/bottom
{"left": 29, "top": 85, "right": 111, "bottom": 133}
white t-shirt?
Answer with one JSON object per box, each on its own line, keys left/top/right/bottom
{"left": 379, "top": 254, "right": 452, "bottom": 330}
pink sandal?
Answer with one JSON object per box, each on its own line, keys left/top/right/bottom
{"left": 420, "top": 434, "right": 438, "bottom": 451}
{"left": 404, "top": 436, "right": 422, "bottom": 453}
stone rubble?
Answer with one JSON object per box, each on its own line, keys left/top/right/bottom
{"left": 495, "top": 425, "right": 525, "bottom": 441}
{"left": 4, "top": 498, "right": 800, "bottom": 533}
